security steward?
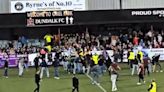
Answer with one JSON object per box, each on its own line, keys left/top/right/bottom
{"left": 90, "top": 53, "right": 100, "bottom": 84}
{"left": 44, "top": 33, "right": 53, "bottom": 46}
{"left": 137, "top": 50, "right": 144, "bottom": 63}
{"left": 148, "top": 79, "right": 157, "bottom": 92}
{"left": 44, "top": 33, "right": 53, "bottom": 53}
{"left": 128, "top": 49, "right": 135, "bottom": 68}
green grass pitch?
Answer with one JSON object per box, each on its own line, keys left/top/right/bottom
{"left": 0, "top": 63, "right": 164, "bottom": 92}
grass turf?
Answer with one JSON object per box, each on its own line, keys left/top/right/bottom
{"left": 0, "top": 63, "right": 164, "bottom": 92}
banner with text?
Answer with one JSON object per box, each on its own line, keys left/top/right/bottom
{"left": 123, "top": 48, "right": 164, "bottom": 62}
{"left": 11, "top": 0, "right": 85, "bottom": 13}
{"left": 0, "top": 55, "right": 27, "bottom": 68}
{"left": 26, "top": 10, "right": 74, "bottom": 26}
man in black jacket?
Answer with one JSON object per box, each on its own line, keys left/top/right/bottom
{"left": 34, "top": 70, "right": 41, "bottom": 92}
{"left": 152, "top": 54, "right": 163, "bottom": 72}
{"left": 4, "top": 57, "right": 9, "bottom": 78}
{"left": 72, "top": 74, "right": 79, "bottom": 92}
{"left": 34, "top": 54, "right": 40, "bottom": 71}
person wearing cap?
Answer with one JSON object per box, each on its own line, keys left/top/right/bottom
{"left": 148, "top": 79, "right": 157, "bottom": 92}
{"left": 72, "top": 74, "right": 79, "bottom": 92}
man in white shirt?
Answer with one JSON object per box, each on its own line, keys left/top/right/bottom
{"left": 18, "top": 57, "right": 24, "bottom": 77}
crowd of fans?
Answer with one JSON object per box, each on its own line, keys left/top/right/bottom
{"left": 0, "top": 26, "right": 163, "bottom": 60}
{"left": 0, "top": 26, "right": 163, "bottom": 92}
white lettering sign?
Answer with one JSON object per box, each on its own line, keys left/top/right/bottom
{"left": 131, "top": 10, "right": 164, "bottom": 17}
{"left": 11, "top": 0, "right": 86, "bottom": 13}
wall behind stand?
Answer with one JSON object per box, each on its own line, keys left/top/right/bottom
{"left": 0, "top": 28, "right": 13, "bottom": 40}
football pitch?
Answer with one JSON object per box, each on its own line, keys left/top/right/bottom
{"left": 0, "top": 63, "right": 164, "bottom": 92}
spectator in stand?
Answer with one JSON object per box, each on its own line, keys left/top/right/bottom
{"left": 147, "top": 30, "right": 153, "bottom": 42}
{"left": 19, "top": 36, "right": 27, "bottom": 47}
{"left": 133, "top": 35, "right": 139, "bottom": 46}
{"left": 157, "top": 34, "right": 163, "bottom": 45}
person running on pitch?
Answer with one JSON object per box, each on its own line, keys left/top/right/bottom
{"left": 90, "top": 53, "right": 101, "bottom": 85}
{"left": 131, "top": 55, "right": 139, "bottom": 76}
{"left": 108, "top": 61, "right": 121, "bottom": 92}
{"left": 18, "top": 57, "right": 24, "bottom": 77}
{"left": 34, "top": 54, "right": 40, "bottom": 71}
{"left": 34, "top": 70, "right": 41, "bottom": 92}
{"left": 137, "top": 63, "right": 145, "bottom": 85}
{"left": 72, "top": 74, "right": 79, "bottom": 92}
{"left": 127, "top": 49, "right": 135, "bottom": 69}
{"left": 40, "top": 58, "right": 50, "bottom": 79}
{"left": 148, "top": 79, "right": 157, "bottom": 92}
{"left": 152, "top": 54, "right": 163, "bottom": 72}
{"left": 4, "top": 57, "right": 9, "bottom": 78}
{"left": 143, "top": 55, "right": 150, "bottom": 76}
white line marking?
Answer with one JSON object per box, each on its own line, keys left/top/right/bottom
{"left": 86, "top": 74, "right": 107, "bottom": 92}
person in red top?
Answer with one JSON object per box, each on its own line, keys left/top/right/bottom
{"left": 39, "top": 48, "right": 47, "bottom": 59}
{"left": 137, "top": 63, "right": 145, "bottom": 85}
{"left": 133, "top": 35, "right": 139, "bottom": 46}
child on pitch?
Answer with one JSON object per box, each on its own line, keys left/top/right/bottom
{"left": 72, "top": 74, "right": 79, "bottom": 92}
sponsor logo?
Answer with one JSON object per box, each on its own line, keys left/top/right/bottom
{"left": 15, "top": 2, "right": 24, "bottom": 11}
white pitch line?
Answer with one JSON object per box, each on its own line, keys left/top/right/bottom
{"left": 86, "top": 74, "right": 107, "bottom": 92}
